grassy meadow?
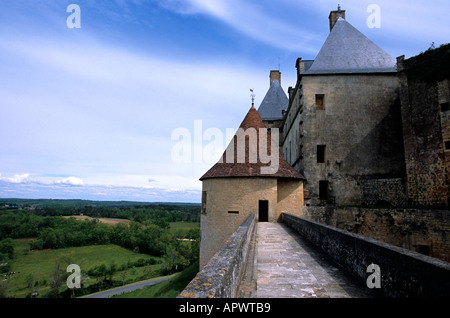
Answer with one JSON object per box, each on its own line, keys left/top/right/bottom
{"left": 4, "top": 241, "right": 161, "bottom": 298}
{"left": 0, "top": 199, "right": 201, "bottom": 298}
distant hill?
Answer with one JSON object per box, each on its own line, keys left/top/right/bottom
{"left": 0, "top": 198, "right": 201, "bottom": 208}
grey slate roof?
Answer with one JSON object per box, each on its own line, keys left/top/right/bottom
{"left": 257, "top": 80, "right": 289, "bottom": 121}
{"left": 303, "top": 18, "right": 397, "bottom": 75}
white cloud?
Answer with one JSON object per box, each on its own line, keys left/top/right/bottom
{"left": 57, "top": 177, "right": 84, "bottom": 186}
{"left": 0, "top": 173, "right": 31, "bottom": 184}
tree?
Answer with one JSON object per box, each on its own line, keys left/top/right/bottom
{"left": 0, "top": 238, "right": 15, "bottom": 259}
{"left": 120, "top": 270, "right": 128, "bottom": 286}
{"left": 25, "top": 273, "right": 38, "bottom": 296}
{"left": 48, "top": 260, "right": 65, "bottom": 298}
{"left": 162, "top": 245, "right": 189, "bottom": 274}
{"left": 143, "top": 265, "right": 152, "bottom": 279}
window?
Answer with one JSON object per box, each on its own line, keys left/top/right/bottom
{"left": 441, "top": 102, "right": 450, "bottom": 112}
{"left": 445, "top": 141, "right": 450, "bottom": 151}
{"left": 319, "top": 181, "right": 329, "bottom": 201}
{"left": 316, "top": 94, "right": 325, "bottom": 110}
{"left": 317, "top": 145, "right": 326, "bottom": 163}
{"left": 289, "top": 141, "right": 292, "bottom": 163}
{"left": 417, "top": 245, "right": 430, "bottom": 256}
{"left": 201, "top": 191, "right": 207, "bottom": 214}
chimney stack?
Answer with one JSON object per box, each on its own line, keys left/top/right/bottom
{"left": 329, "top": 5, "right": 346, "bottom": 31}
{"left": 270, "top": 70, "right": 281, "bottom": 86}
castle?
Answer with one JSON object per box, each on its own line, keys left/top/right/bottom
{"left": 199, "top": 8, "right": 449, "bottom": 268}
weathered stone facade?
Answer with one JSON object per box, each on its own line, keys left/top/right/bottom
{"left": 282, "top": 71, "right": 405, "bottom": 206}
{"left": 283, "top": 213, "right": 450, "bottom": 298}
{"left": 398, "top": 52, "right": 450, "bottom": 206}
{"left": 279, "top": 13, "right": 407, "bottom": 207}
{"left": 303, "top": 206, "right": 450, "bottom": 262}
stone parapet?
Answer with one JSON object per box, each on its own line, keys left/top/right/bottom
{"left": 178, "top": 214, "right": 255, "bottom": 298}
{"left": 282, "top": 213, "right": 450, "bottom": 298}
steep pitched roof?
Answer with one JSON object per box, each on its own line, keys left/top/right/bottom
{"left": 200, "top": 106, "right": 305, "bottom": 181}
{"left": 303, "top": 18, "right": 397, "bottom": 75}
{"left": 257, "top": 80, "right": 289, "bottom": 121}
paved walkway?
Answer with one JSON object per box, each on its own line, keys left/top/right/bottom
{"left": 239, "top": 222, "right": 374, "bottom": 298}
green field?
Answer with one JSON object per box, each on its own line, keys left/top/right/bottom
{"left": 3, "top": 242, "right": 160, "bottom": 298}
{"left": 112, "top": 260, "right": 199, "bottom": 298}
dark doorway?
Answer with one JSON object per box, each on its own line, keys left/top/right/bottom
{"left": 258, "top": 200, "right": 269, "bottom": 222}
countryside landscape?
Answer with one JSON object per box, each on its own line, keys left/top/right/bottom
{"left": 0, "top": 198, "right": 201, "bottom": 298}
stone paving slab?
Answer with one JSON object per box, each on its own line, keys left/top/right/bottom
{"left": 252, "top": 222, "right": 374, "bottom": 298}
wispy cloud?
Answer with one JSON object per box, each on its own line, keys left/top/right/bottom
{"left": 0, "top": 177, "right": 200, "bottom": 202}
{"left": 156, "top": 0, "right": 322, "bottom": 54}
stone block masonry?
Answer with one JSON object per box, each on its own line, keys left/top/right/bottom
{"left": 398, "top": 54, "right": 450, "bottom": 206}
{"left": 179, "top": 214, "right": 255, "bottom": 298}
{"left": 282, "top": 213, "right": 450, "bottom": 298}
{"left": 303, "top": 206, "right": 450, "bottom": 262}
{"left": 282, "top": 73, "right": 406, "bottom": 207}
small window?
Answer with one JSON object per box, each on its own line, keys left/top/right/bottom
{"left": 316, "top": 94, "right": 325, "bottom": 110}
{"left": 417, "top": 245, "right": 430, "bottom": 256}
{"left": 201, "top": 191, "right": 207, "bottom": 214}
{"left": 445, "top": 141, "right": 450, "bottom": 151}
{"left": 319, "top": 181, "right": 329, "bottom": 201}
{"left": 228, "top": 211, "right": 239, "bottom": 214}
{"left": 441, "top": 102, "right": 450, "bottom": 112}
{"left": 317, "top": 145, "right": 326, "bottom": 163}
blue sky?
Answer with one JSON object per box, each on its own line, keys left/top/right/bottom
{"left": 0, "top": 0, "right": 449, "bottom": 203}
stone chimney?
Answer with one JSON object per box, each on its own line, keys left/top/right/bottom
{"left": 329, "top": 6, "right": 346, "bottom": 31}
{"left": 270, "top": 70, "right": 281, "bottom": 86}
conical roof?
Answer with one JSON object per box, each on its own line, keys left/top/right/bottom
{"left": 200, "top": 106, "right": 305, "bottom": 180}
{"left": 257, "top": 80, "right": 289, "bottom": 121}
{"left": 304, "top": 18, "right": 396, "bottom": 75}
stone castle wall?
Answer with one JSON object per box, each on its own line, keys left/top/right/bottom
{"left": 398, "top": 58, "right": 450, "bottom": 206}
{"left": 283, "top": 213, "right": 450, "bottom": 298}
{"left": 282, "top": 73, "right": 406, "bottom": 206}
{"left": 303, "top": 206, "right": 450, "bottom": 262}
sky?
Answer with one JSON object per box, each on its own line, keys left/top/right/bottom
{"left": 0, "top": 0, "right": 449, "bottom": 203}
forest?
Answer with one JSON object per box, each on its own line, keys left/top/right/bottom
{"left": 0, "top": 199, "right": 201, "bottom": 295}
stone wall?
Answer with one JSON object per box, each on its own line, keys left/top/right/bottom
{"left": 303, "top": 206, "right": 450, "bottom": 263}
{"left": 200, "top": 177, "right": 303, "bottom": 268}
{"left": 179, "top": 214, "right": 255, "bottom": 298}
{"left": 398, "top": 56, "right": 450, "bottom": 206}
{"left": 360, "top": 177, "right": 407, "bottom": 206}
{"left": 276, "top": 179, "right": 304, "bottom": 221}
{"left": 282, "top": 72, "right": 406, "bottom": 206}
{"left": 200, "top": 178, "right": 275, "bottom": 268}
{"left": 282, "top": 213, "right": 450, "bottom": 297}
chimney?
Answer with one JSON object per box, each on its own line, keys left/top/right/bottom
{"left": 270, "top": 70, "right": 281, "bottom": 86}
{"left": 329, "top": 5, "right": 346, "bottom": 31}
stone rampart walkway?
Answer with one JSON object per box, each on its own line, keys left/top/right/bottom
{"left": 239, "top": 222, "right": 374, "bottom": 298}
